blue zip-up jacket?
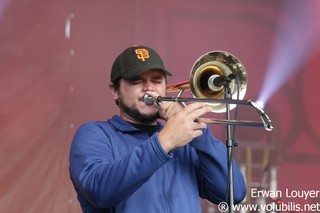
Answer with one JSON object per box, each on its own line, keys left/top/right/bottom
{"left": 69, "top": 115, "right": 246, "bottom": 213}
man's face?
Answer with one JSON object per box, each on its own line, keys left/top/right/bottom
{"left": 113, "top": 70, "right": 167, "bottom": 124}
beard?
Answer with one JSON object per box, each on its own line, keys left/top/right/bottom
{"left": 119, "top": 97, "right": 159, "bottom": 124}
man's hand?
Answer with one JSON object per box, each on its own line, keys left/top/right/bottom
{"left": 158, "top": 102, "right": 212, "bottom": 153}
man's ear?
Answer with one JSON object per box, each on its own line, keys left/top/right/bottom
{"left": 109, "top": 83, "right": 119, "bottom": 105}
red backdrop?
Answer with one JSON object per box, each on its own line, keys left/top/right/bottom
{"left": 1, "top": 0, "right": 320, "bottom": 212}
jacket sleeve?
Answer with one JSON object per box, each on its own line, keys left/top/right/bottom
{"left": 69, "top": 122, "right": 171, "bottom": 209}
{"left": 189, "top": 126, "right": 246, "bottom": 204}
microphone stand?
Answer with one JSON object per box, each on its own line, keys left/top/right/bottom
{"left": 224, "top": 80, "right": 235, "bottom": 213}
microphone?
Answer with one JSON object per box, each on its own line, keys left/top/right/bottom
{"left": 207, "top": 73, "right": 238, "bottom": 91}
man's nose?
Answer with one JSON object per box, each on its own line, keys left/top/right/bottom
{"left": 143, "top": 81, "right": 155, "bottom": 91}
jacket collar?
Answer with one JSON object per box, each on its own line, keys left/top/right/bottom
{"left": 109, "top": 115, "right": 164, "bottom": 133}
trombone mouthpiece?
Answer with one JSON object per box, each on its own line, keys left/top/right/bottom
{"left": 143, "top": 94, "right": 154, "bottom": 106}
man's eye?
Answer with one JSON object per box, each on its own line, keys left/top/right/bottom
{"left": 153, "top": 78, "right": 163, "bottom": 83}
{"left": 130, "top": 80, "right": 142, "bottom": 84}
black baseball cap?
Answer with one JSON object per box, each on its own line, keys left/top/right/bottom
{"left": 111, "top": 45, "right": 172, "bottom": 82}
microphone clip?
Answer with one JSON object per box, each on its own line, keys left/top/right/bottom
{"left": 208, "top": 73, "right": 238, "bottom": 92}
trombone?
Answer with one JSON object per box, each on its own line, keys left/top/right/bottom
{"left": 144, "top": 51, "right": 273, "bottom": 131}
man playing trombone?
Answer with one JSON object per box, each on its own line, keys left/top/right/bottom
{"left": 69, "top": 45, "right": 247, "bottom": 213}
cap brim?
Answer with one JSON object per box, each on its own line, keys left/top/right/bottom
{"left": 122, "top": 66, "right": 172, "bottom": 79}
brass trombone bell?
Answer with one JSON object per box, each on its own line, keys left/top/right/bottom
{"left": 167, "top": 51, "right": 248, "bottom": 113}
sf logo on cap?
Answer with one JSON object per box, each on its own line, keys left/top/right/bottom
{"left": 135, "top": 48, "right": 149, "bottom": 61}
